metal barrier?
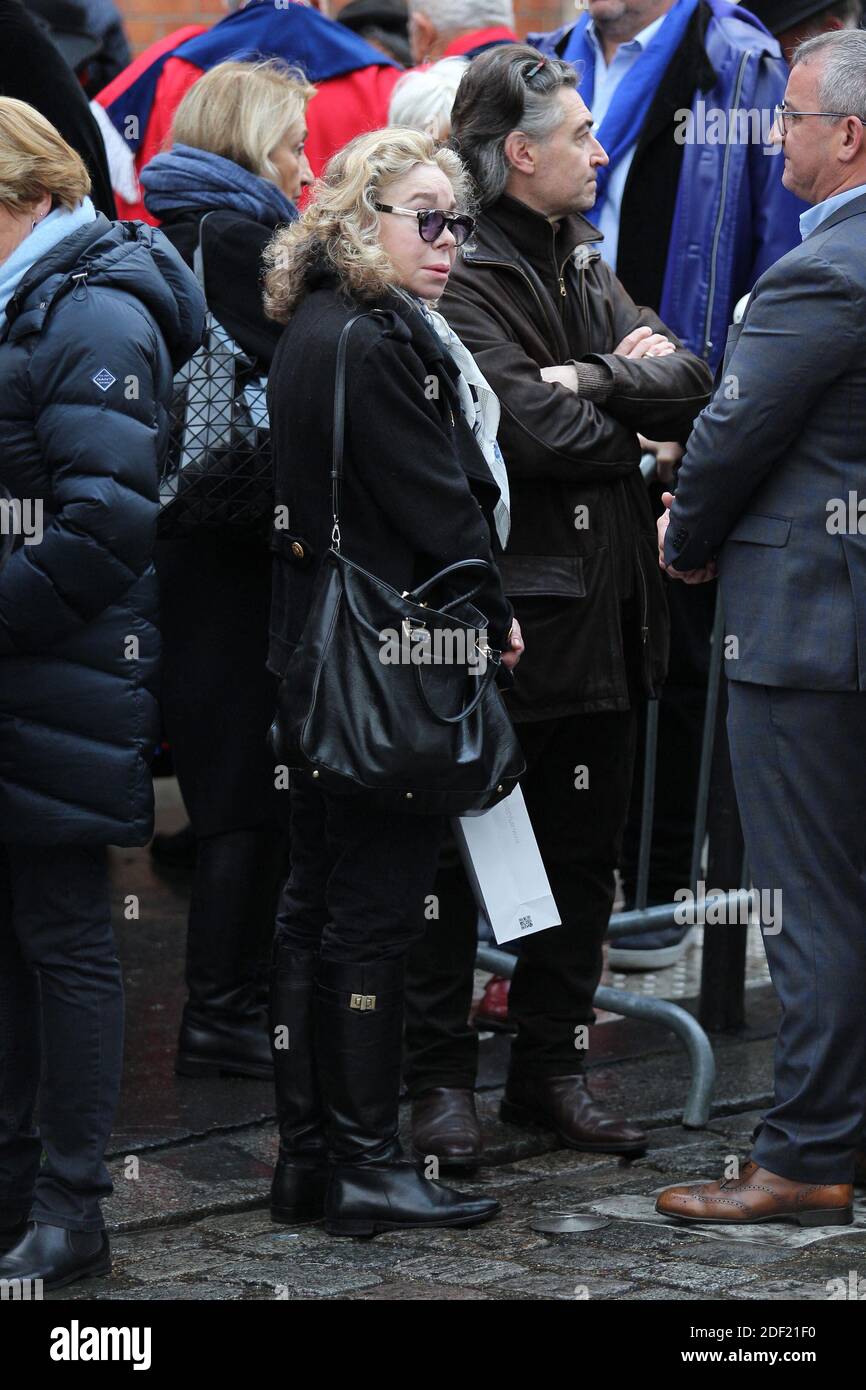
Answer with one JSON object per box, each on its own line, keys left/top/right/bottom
{"left": 476, "top": 595, "right": 749, "bottom": 1129}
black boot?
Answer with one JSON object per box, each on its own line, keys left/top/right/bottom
{"left": 0, "top": 1221, "right": 110, "bottom": 1291}
{"left": 269, "top": 944, "right": 328, "bottom": 1222}
{"left": 316, "top": 957, "right": 500, "bottom": 1238}
{"left": 176, "top": 829, "right": 286, "bottom": 1080}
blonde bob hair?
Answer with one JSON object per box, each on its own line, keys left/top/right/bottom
{"left": 0, "top": 97, "right": 90, "bottom": 214}
{"left": 170, "top": 59, "right": 315, "bottom": 183}
{"left": 263, "top": 127, "right": 475, "bottom": 323}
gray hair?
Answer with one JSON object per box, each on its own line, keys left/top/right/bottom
{"left": 792, "top": 28, "right": 866, "bottom": 123}
{"left": 388, "top": 56, "right": 470, "bottom": 139}
{"left": 450, "top": 45, "right": 578, "bottom": 206}
{"left": 408, "top": 0, "right": 514, "bottom": 39}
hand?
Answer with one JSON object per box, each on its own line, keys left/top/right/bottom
{"left": 638, "top": 436, "right": 683, "bottom": 487}
{"left": 658, "top": 490, "right": 717, "bottom": 583}
{"left": 539, "top": 365, "right": 579, "bottom": 391}
{"left": 657, "top": 496, "right": 672, "bottom": 568}
{"left": 500, "top": 616, "right": 524, "bottom": 671}
{"left": 614, "top": 326, "right": 677, "bottom": 360}
{"left": 666, "top": 561, "right": 718, "bottom": 585}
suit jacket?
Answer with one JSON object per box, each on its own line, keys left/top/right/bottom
{"left": 664, "top": 187, "right": 866, "bottom": 691}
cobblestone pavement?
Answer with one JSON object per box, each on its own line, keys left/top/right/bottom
{"left": 46, "top": 1109, "right": 866, "bottom": 1303}
{"left": 32, "top": 790, "right": 858, "bottom": 1307}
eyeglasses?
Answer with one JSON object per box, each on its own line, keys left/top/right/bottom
{"left": 373, "top": 202, "right": 476, "bottom": 247}
{"left": 773, "top": 103, "right": 853, "bottom": 135}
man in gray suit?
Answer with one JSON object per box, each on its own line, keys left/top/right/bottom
{"left": 655, "top": 27, "right": 866, "bottom": 1226}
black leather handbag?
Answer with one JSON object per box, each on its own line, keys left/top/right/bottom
{"left": 268, "top": 310, "right": 525, "bottom": 815}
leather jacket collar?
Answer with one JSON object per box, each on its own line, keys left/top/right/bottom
{"left": 467, "top": 193, "right": 603, "bottom": 271}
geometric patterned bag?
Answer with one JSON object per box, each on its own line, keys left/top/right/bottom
{"left": 158, "top": 213, "right": 273, "bottom": 537}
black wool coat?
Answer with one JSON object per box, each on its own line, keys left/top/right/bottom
{"left": 266, "top": 266, "right": 514, "bottom": 682}
{"left": 155, "top": 205, "right": 289, "bottom": 837}
{"left": 0, "top": 0, "right": 117, "bottom": 219}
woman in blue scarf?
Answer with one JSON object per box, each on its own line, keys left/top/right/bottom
{"left": 140, "top": 59, "right": 315, "bottom": 1085}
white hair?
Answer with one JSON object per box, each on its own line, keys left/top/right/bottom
{"left": 407, "top": 0, "right": 514, "bottom": 38}
{"left": 388, "top": 56, "right": 470, "bottom": 139}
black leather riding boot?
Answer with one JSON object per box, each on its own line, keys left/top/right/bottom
{"left": 176, "top": 828, "right": 285, "bottom": 1079}
{"left": 315, "top": 957, "right": 500, "bottom": 1237}
{"left": 269, "top": 944, "right": 327, "bottom": 1222}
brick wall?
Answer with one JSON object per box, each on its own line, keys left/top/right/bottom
{"left": 114, "top": 0, "right": 576, "bottom": 56}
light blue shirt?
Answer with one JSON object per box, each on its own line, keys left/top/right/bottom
{"left": 799, "top": 182, "right": 866, "bottom": 240}
{"left": 586, "top": 12, "right": 668, "bottom": 271}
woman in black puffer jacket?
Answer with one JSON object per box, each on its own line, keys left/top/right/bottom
{"left": 139, "top": 59, "right": 315, "bottom": 1083}
{"left": 0, "top": 97, "right": 204, "bottom": 1291}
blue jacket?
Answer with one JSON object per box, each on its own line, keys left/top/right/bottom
{"left": 0, "top": 217, "right": 205, "bottom": 845}
{"left": 531, "top": 0, "right": 805, "bottom": 369}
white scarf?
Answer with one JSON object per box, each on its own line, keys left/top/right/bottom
{"left": 414, "top": 298, "right": 511, "bottom": 549}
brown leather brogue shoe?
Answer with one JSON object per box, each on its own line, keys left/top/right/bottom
{"left": 656, "top": 1159, "right": 854, "bottom": 1226}
{"left": 411, "top": 1087, "right": 483, "bottom": 1169}
{"left": 501, "top": 1075, "right": 647, "bottom": 1155}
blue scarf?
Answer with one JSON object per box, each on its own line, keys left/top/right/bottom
{"left": 563, "top": 0, "right": 700, "bottom": 220}
{"left": 0, "top": 197, "right": 97, "bottom": 332}
{"left": 140, "top": 144, "right": 298, "bottom": 227}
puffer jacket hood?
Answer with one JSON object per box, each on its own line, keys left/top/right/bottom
{"left": 0, "top": 214, "right": 205, "bottom": 846}
{"left": 3, "top": 214, "right": 203, "bottom": 370}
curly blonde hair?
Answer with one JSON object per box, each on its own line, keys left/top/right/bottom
{"left": 263, "top": 127, "right": 476, "bottom": 323}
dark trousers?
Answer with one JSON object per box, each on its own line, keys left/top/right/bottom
{"left": 404, "top": 703, "right": 638, "bottom": 1093}
{"left": 727, "top": 681, "right": 866, "bottom": 1183}
{"left": 0, "top": 845, "right": 122, "bottom": 1232}
{"left": 275, "top": 772, "right": 447, "bottom": 964}
{"left": 621, "top": 576, "right": 716, "bottom": 907}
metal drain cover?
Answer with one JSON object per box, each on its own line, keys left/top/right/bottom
{"left": 530, "top": 1212, "right": 610, "bottom": 1235}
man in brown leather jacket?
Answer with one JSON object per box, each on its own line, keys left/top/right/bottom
{"left": 403, "top": 44, "right": 713, "bottom": 1166}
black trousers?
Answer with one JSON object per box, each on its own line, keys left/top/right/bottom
{"left": 0, "top": 844, "right": 122, "bottom": 1232}
{"left": 621, "top": 575, "right": 716, "bottom": 908}
{"left": 404, "top": 702, "right": 638, "bottom": 1092}
{"left": 727, "top": 682, "right": 866, "bottom": 1183}
{"left": 274, "top": 772, "right": 447, "bottom": 964}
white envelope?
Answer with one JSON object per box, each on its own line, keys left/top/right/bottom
{"left": 452, "top": 785, "right": 561, "bottom": 944}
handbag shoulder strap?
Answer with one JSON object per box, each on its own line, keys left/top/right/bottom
{"left": 192, "top": 212, "right": 213, "bottom": 296}
{"left": 330, "top": 309, "right": 370, "bottom": 552}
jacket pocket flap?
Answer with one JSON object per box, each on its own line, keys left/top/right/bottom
{"left": 727, "top": 514, "right": 792, "bottom": 547}
{"left": 497, "top": 554, "right": 586, "bottom": 597}
{"left": 271, "top": 529, "right": 316, "bottom": 567}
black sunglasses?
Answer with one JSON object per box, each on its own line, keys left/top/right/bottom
{"left": 373, "top": 202, "right": 476, "bottom": 247}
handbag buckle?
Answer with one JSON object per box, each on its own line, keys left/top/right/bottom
{"left": 402, "top": 616, "right": 428, "bottom": 642}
